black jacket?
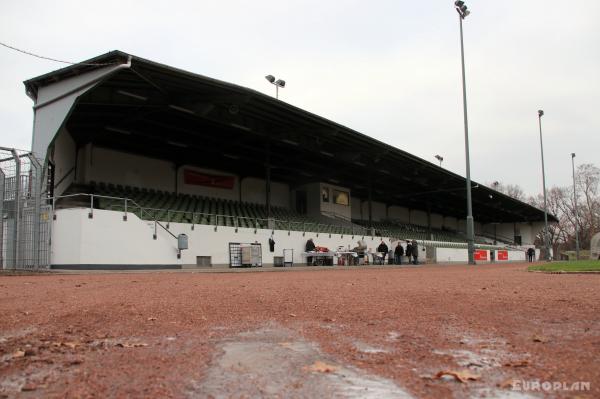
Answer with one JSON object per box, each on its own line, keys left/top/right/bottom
{"left": 305, "top": 240, "right": 316, "bottom": 252}
{"left": 394, "top": 245, "right": 404, "bottom": 256}
{"left": 377, "top": 243, "right": 388, "bottom": 253}
{"left": 412, "top": 242, "right": 419, "bottom": 257}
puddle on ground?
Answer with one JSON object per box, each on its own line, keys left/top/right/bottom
{"left": 189, "top": 325, "right": 412, "bottom": 398}
{"left": 353, "top": 341, "right": 388, "bottom": 354}
{"left": 433, "top": 349, "right": 503, "bottom": 370}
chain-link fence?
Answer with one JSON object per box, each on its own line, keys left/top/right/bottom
{"left": 0, "top": 147, "right": 50, "bottom": 270}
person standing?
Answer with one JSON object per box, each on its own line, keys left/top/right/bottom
{"left": 394, "top": 242, "right": 404, "bottom": 265}
{"left": 305, "top": 238, "right": 316, "bottom": 265}
{"left": 405, "top": 240, "right": 412, "bottom": 265}
{"left": 377, "top": 240, "right": 389, "bottom": 265}
{"left": 527, "top": 247, "right": 535, "bottom": 262}
{"left": 411, "top": 239, "right": 419, "bottom": 265}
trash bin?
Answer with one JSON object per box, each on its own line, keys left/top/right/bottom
{"left": 273, "top": 256, "right": 284, "bottom": 267}
{"left": 177, "top": 234, "right": 188, "bottom": 250}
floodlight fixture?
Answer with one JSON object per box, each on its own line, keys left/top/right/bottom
{"left": 455, "top": 0, "right": 470, "bottom": 19}
{"left": 434, "top": 154, "right": 444, "bottom": 166}
{"left": 265, "top": 74, "right": 286, "bottom": 99}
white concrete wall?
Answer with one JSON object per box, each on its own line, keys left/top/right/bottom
{"left": 170, "top": 225, "right": 390, "bottom": 266}
{"left": 436, "top": 248, "right": 468, "bottom": 262}
{"left": 50, "top": 127, "right": 76, "bottom": 196}
{"left": 51, "top": 209, "right": 530, "bottom": 267}
{"left": 436, "top": 247, "right": 526, "bottom": 263}
{"left": 508, "top": 250, "right": 526, "bottom": 262}
{"left": 51, "top": 208, "right": 180, "bottom": 265}
{"left": 50, "top": 208, "right": 401, "bottom": 267}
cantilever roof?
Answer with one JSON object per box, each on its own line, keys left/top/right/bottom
{"left": 24, "top": 50, "right": 557, "bottom": 224}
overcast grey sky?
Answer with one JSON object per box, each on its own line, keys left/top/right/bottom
{"left": 1, "top": 0, "right": 598, "bottom": 195}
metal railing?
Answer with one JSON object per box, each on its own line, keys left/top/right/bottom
{"left": 51, "top": 193, "right": 375, "bottom": 237}
{"left": 50, "top": 193, "right": 177, "bottom": 241}
{"left": 50, "top": 193, "right": 520, "bottom": 250}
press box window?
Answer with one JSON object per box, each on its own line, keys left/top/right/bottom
{"left": 333, "top": 190, "right": 349, "bottom": 206}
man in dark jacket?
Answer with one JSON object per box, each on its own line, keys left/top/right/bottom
{"left": 405, "top": 240, "right": 412, "bottom": 264}
{"left": 394, "top": 242, "right": 404, "bottom": 265}
{"left": 527, "top": 247, "right": 535, "bottom": 262}
{"left": 305, "top": 238, "right": 316, "bottom": 265}
{"left": 411, "top": 240, "right": 419, "bottom": 265}
{"left": 376, "top": 240, "right": 389, "bottom": 265}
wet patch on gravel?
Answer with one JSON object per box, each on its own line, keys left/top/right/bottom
{"left": 189, "top": 325, "right": 413, "bottom": 398}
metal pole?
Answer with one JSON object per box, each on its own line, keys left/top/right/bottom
{"left": 276, "top": 85, "right": 279, "bottom": 99}
{"left": 459, "top": 15, "right": 475, "bottom": 265}
{"left": 571, "top": 153, "right": 580, "bottom": 260}
{"left": 538, "top": 111, "right": 551, "bottom": 261}
{"left": 11, "top": 149, "right": 21, "bottom": 269}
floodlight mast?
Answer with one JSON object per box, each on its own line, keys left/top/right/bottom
{"left": 571, "top": 152, "right": 580, "bottom": 260}
{"left": 265, "top": 75, "right": 286, "bottom": 99}
{"left": 435, "top": 154, "right": 444, "bottom": 167}
{"left": 537, "top": 109, "right": 551, "bottom": 261}
{"left": 454, "top": 0, "right": 475, "bottom": 265}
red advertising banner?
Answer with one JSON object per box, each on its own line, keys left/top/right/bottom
{"left": 497, "top": 250, "right": 508, "bottom": 261}
{"left": 183, "top": 169, "right": 235, "bottom": 189}
{"left": 474, "top": 250, "right": 488, "bottom": 261}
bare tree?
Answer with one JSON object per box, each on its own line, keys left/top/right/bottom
{"left": 487, "top": 181, "right": 526, "bottom": 201}
{"left": 525, "top": 163, "right": 599, "bottom": 255}
{"left": 575, "top": 163, "right": 600, "bottom": 248}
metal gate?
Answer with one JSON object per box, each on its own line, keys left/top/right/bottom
{"left": 0, "top": 147, "right": 50, "bottom": 270}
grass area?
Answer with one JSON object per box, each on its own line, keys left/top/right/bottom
{"left": 529, "top": 260, "right": 600, "bottom": 273}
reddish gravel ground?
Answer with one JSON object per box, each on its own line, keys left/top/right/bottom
{"left": 1, "top": 262, "right": 599, "bottom": 398}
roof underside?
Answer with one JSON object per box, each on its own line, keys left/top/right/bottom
{"left": 25, "top": 50, "right": 556, "bottom": 224}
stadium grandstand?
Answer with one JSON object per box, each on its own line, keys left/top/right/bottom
{"left": 1, "top": 50, "right": 557, "bottom": 270}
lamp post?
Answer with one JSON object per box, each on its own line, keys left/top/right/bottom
{"left": 454, "top": 0, "right": 475, "bottom": 265}
{"left": 265, "top": 75, "right": 286, "bottom": 99}
{"left": 435, "top": 154, "right": 444, "bottom": 167}
{"left": 538, "top": 110, "right": 551, "bottom": 261}
{"left": 571, "top": 152, "right": 580, "bottom": 260}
